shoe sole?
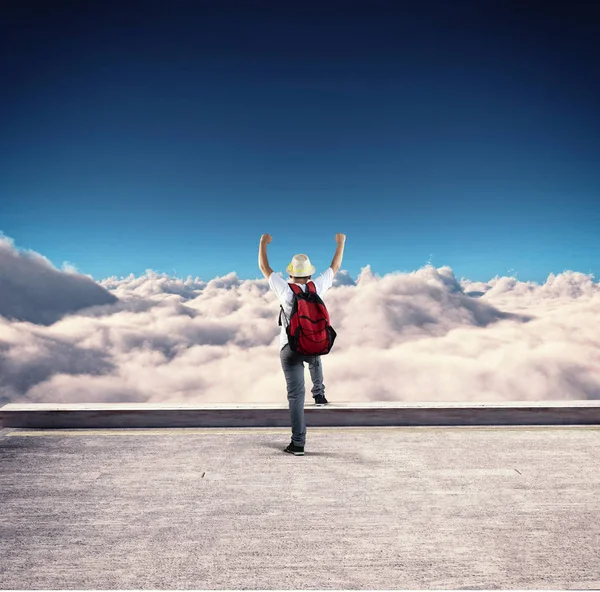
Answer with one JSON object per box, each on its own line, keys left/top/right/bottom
{"left": 284, "top": 449, "right": 304, "bottom": 456}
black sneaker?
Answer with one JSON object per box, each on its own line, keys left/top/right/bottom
{"left": 284, "top": 441, "right": 304, "bottom": 456}
{"left": 314, "top": 395, "right": 329, "bottom": 406}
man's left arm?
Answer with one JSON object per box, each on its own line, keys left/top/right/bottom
{"left": 258, "top": 234, "right": 274, "bottom": 279}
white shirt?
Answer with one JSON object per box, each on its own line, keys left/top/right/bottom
{"left": 268, "top": 267, "right": 335, "bottom": 351}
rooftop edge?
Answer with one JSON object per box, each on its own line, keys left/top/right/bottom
{"left": 1, "top": 401, "right": 599, "bottom": 428}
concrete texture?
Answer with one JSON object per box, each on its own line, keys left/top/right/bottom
{"left": 1, "top": 425, "right": 600, "bottom": 589}
{"left": 2, "top": 400, "right": 600, "bottom": 429}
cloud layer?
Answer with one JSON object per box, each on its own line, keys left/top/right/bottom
{"left": 0, "top": 236, "right": 117, "bottom": 325}
{"left": 1, "top": 236, "right": 599, "bottom": 406}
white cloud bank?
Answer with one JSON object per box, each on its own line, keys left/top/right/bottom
{"left": 1, "top": 235, "right": 599, "bottom": 406}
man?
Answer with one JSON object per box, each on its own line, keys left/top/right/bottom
{"left": 259, "top": 233, "right": 346, "bottom": 456}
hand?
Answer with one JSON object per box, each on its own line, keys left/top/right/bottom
{"left": 261, "top": 234, "right": 272, "bottom": 245}
{"left": 335, "top": 233, "right": 346, "bottom": 244}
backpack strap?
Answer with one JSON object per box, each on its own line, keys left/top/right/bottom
{"left": 279, "top": 283, "right": 301, "bottom": 326}
{"left": 306, "top": 281, "right": 316, "bottom": 293}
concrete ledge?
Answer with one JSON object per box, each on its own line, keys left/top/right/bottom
{"left": 1, "top": 401, "right": 600, "bottom": 429}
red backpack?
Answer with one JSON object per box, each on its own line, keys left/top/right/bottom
{"left": 278, "top": 281, "right": 337, "bottom": 355}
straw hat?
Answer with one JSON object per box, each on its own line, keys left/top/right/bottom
{"left": 286, "top": 254, "right": 316, "bottom": 277}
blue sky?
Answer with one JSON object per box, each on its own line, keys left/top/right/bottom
{"left": 1, "top": 1, "right": 598, "bottom": 284}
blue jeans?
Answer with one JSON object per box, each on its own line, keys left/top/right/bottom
{"left": 280, "top": 343, "right": 326, "bottom": 447}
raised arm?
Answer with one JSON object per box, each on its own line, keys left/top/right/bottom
{"left": 330, "top": 233, "right": 346, "bottom": 274}
{"left": 258, "top": 234, "right": 273, "bottom": 279}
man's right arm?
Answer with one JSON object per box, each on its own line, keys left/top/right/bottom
{"left": 330, "top": 234, "right": 346, "bottom": 274}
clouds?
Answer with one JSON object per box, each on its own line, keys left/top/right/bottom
{"left": 0, "top": 236, "right": 117, "bottom": 325}
{"left": 460, "top": 268, "right": 599, "bottom": 301}
{"left": 1, "top": 237, "right": 599, "bottom": 407}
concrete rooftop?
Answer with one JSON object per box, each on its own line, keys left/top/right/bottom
{"left": 1, "top": 422, "right": 599, "bottom": 589}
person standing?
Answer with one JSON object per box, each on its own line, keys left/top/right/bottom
{"left": 259, "top": 233, "right": 346, "bottom": 455}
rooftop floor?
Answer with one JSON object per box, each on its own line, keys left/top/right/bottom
{"left": 1, "top": 424, "right": 599, "bottom": 589}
